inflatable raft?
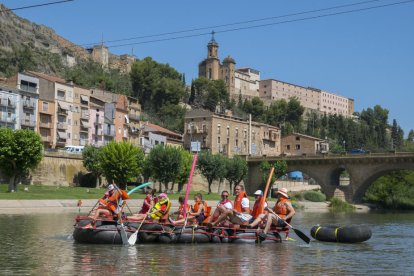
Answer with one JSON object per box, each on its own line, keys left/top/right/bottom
{"left": 310, "top": 224, "right": 372, "bottom": 243}
{"left": 73, "top": 216, "right": 284, "bottom": 244}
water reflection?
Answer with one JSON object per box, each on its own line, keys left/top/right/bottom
{"left": 0, "top": 212, "right": 414, "bottom": 275}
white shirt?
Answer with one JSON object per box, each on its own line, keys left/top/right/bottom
{"left": 241, "top": 197, "right": 250, "bottom": 209}
{"left": 217, "top": 201, "right": 233, "bottom": 210}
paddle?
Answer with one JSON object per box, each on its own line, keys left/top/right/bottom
{"left": 258, "top": 167, "right": 275, "bottom": 215}
{"left": 266, "top": 207, "right": 311, "bottom": 244}
{"left": 113, "top": 184, "right": 129, "bottom": 246}
{"left": 127, "top": 213, "right": 147, "bottom": 246}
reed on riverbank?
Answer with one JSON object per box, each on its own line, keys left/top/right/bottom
{"left": 329, "top": 198, "right": 356, "bottom": 212}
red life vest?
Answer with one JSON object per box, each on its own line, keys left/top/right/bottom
{"left": 234, "top": 191, "right": 250, "bottom": 213}
{"left": 193, "top": 201, "right": 207, "bottom": 214}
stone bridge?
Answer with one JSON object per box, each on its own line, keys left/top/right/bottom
{"left": 246, "top": 152, "right": 414, "bottom": 203}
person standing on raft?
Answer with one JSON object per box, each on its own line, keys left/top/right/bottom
{"left": 207, "top": 184, "right": 251, "bottom": 229}
{"left": 248, "top": 188, "right": 295, "bottom": 238}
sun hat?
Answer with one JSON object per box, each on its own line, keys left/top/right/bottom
{"left": 254, "top": 190, "right": 263, "bottom": 196}
{"left": 159, "top": 193, "right": 167, "bottom": 198}
{"left": 107, "top": 184, "right": 115, "bottom": 191}
{"left": 276, "top": 188, "right": 289, "bottom": 198}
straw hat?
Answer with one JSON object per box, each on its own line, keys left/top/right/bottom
{"left": 276, "top": 188, "right": 289, "bottom": 198}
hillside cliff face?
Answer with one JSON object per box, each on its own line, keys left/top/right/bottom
{"left": 0, "top": 4, "right": 134, "bottom": 77}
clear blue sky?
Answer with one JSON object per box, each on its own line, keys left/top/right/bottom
{"left": 3, "top": 0, "right": 414, "bottom": 134}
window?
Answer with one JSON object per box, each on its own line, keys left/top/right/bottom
{"left": 42, "top": 102, "right": 48, "bottom": 112}
{"left": 20, "top": 80, "right": 37, "bottom": 93}
{"left": 68, "top": 133, "right": 71, "bottom": 139}
{"left": 226, "top": 126, "right": 230, "bottom": 136}
{"left": 295, "top": 144, "right": 301, "bottom": 150}
{"left": 296, "top": 136, "right": 300, "bottom": 141}
{"left": 235, "top": 128, "right": 239, "bottom": 137}
{"left": 57, "top": 90, "right": 65, "bottom": 100}
{"left": 287, "top": 145, "right": 291, "bottom": 150}
{"left": 217, "top": 124, "right": 221, "bottom": 134}
{"left": 217, "top": 137, "right": 220, "bottom": 144}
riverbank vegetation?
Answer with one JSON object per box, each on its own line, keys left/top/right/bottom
{"left": 329, "top": 198, "right": 356, "bottom": 212}
{"left": 364, "top": 170, "right": 414, "bottom": 210}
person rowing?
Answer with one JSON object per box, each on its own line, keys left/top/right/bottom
{"left": 84, "top": 183, "right": 130, "bottom": 228}
{"left": 248, "top": 188, "right": 295, "bottom": 239}
{"left": 207, "top": 184, "right": 251, "bottom": 230}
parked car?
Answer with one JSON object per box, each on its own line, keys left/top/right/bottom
{"left": 348, "top": 148, "right": 367, "bottom": 154}
{"left": 64, "top": 146, "right": 85, "bottom": 154}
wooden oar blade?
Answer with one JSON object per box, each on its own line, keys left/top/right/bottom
{"left": 293, "top": 227, "right": 311, "bottom": 244}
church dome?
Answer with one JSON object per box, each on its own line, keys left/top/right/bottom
{"left": 223, "top": 55, "right": 236, "bottom": 64}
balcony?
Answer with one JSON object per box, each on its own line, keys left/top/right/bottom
{"left": 39, "top": 121, "right": 52, "bottom": 128}
{"left": 21, "top": 119, "right": 36, "bottom": 127}
{"left": 80, "top": 139, "right": 88, "bottom": 146}
{"left": 23, "top": 101, "right": 36, "bottom": 109}
{"left": 0, "top": 100, "right": 16, "bottom": 108}
{"left": 57, "top": 123, "right": 68, "bottom": 130}
{"left": 57, "top": 109, "right": 68, "bottom": 116}
{"left": 0, "top": 117, "right": 16, "bottom": 123}
{"left": 81, "top": 112, "right": 89, "bottom": 120}
{"left": 93, "top": 129, "right": 103, "bottom": 136}
{"left": 129, "top": 114, "right": 140, "bottom": 122}
{"left": 41, "top": 136, "right": 52, "bottom": 143}
{"left": 104, "top": 129, "right": 115, "bottom": 137}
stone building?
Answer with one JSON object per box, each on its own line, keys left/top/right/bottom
{"left": 259, "top": 79, "right": 354, "bottom": 117}
{"left": 281, "top": 132, "right": 329, "bottom": 156}
{"left": 127, "top": 96, "right": 141, "bottom": 146}
{"left": 184, "top": 109, "right": 281, "bottom": 157}
{"left": 139, "top": 122, "right": 183, "bottom": 153}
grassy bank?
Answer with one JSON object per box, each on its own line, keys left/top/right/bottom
{"left": 0, "top": 184, "right": 227, "bottom": 201}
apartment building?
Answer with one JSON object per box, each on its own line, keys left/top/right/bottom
{"left": 127, "top": 96, "right": 141, "bottom": 146}
{"left": 139, "top": 122, "right": 183, "bottom": 153}
{"left": 259, "top": 79, "right": 354, "bottom": 117}
{"left": 281, "top": 133, "right": 329, "bottom": 156}
{"left": 234, "top": 68, "right": 260, "bottom": 100}
{"left": 115, "top": 95, "right": 128, "bottom": 142}
{"left": 75, "top": 87, "right": 91, "bottom": 146}
{"left": 89, "top": 95, "right": 105, "bottom": 147}
{"left": 0, "top": 86, "right": 19, "bottom": 129}
{"left": 184, "top": 109, "right": 281, "bottom": 157}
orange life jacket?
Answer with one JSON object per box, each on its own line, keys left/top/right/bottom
{"left": 178, "top": 203, "right": 191, "bottom": 217}
{"left": 273, "top": 197, "right": 291, "bottom": 222}
{"left": 234, "top": 191, "right": 250, "bottom": 213}
{"left": 193, "top": 201, "right": 207, "bottom": 214}
{"left": 251, "top": 198, "right": 268, "bottom": 219}
{"left": 98, "top": 189, "right": 129, "bottom": 214}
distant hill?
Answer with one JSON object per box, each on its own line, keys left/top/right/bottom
{"left": 0, "top": 4, "right": 134, "bottom": 77}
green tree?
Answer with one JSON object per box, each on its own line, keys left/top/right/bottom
{"left": 147, "top": 145, "right": 182, "bottom": 192}
{"left": 0, "top": 129, "right": 43, "bottom": 192}
{"left": 176, "top": 149, "right": 193, "bottom": 193}
{"left": 130, "top": 57, "right": 183, "bottom": 111}
{"left": 259, "top": 160, "right": 288, "bottom": 189}
{"left": 198, "top": 151, "right": 226, "bottom": 194}
{"left": 225, "top": 156, "right": 248, "bottom": 193}
{"left": 82, "top": 145, "right": 103, "bottom": 188}
{"left": 286, "top": 97, "right": 304, "bottom": 132}
{"left": 100, "top": 141, "right": 144, "bottom": 189}
{"left": 407, "top": 130, "right": 414, "bottom": 142}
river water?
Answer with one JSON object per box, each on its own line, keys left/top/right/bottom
{"left": 0, "top": 211, "right": 413, "bottom": 275}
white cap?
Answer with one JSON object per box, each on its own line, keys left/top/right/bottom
{"left": 107, "top": 184, "right": 115, "bottom": 191}
{"left": 254, "top": 190, "right": 263, "bottom": 196}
